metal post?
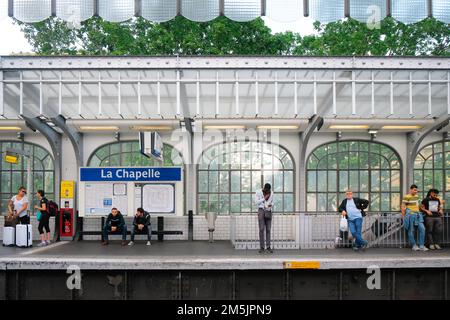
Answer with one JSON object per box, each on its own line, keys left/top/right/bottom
{"left": 26, "top": 154, "right": 31, "bottom": 207}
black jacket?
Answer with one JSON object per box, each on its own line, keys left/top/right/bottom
{"left": 105, "top": 212, "right": 126, "bottom": 229}
{"left": 132, "top": 211, "right": 151, "bottom": 228}
{"left": 338, "top": 198, "right": 369, "bottom": 218}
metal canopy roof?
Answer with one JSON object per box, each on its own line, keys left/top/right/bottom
{"left": 0, "top": 56, "right": 449, "bottom": 132}
{"left": 2, "top": 0, "right": 450, "bottom": 25}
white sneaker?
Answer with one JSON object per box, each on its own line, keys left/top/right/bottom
{"left": 45, "top": 240, "right": 51, "bottom": 245}
{"left": 435, "top": 244, "right": 442, "bottom": 250}
{"left": 37, "top": 242, "right": 47, "bottom": 247}
{"left": 412, "top": 245, "right": 420, "bottom": 251}
{"left": 146, "top": 241, "right": 151, "bottom": 246}
{"left": 429, "top": 244, "right": 436, "bottom": 250}
{"left": 419, "top": 246, "right": 429, "bottom": 251}
{"left": 128, "top": 241, "right": 134, "bottom": 246}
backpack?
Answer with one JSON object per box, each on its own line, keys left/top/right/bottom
{"left": 47, "top": 200, "right": 59, "bottom": 217}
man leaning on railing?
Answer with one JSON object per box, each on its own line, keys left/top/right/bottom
{"left": 338, "top": 190, "right": 369, "bottom": 251}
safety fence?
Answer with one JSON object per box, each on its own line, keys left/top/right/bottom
{"left": 230, "top": 211, "right": 450, "bottom": 250}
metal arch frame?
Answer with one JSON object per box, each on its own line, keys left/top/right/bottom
{"left": 298, "top": 115, "right": 323, "bottom": 212}
{"left": 51, "top": 115, "right": 83, "bottom": 168}
{"left": 406, "top": 114, "right": 450, "bottom": 188}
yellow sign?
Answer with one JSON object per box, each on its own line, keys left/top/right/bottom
{"left": 60, "top": 181, "right": 75, "bottom": 198}
{"left": 5, "top": 154, "right": 19, "bottom": 164}
{"left": 284, "top": 261, "right": 321, "bottom": 269}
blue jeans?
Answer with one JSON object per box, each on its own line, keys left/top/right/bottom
{"left": 403, "top": 211, "right": 425, "bottom": 247}
{"left": 348, "top": 218, "right": 367, "bottom": 248}
{"left": 102, "top": 225, "right": 127, "bottom": 241}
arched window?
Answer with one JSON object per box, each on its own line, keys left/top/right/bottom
{"left": 414, "top": 140, "right": 450, "bottom": 203}
{"left": 88, "top": 141, "right": 183, "bottom": 167}
{"left": 0, "top": 141, "right": 54, "bottom": 214}
{"left": 198, "top": 141, "right": 295, "bottom": 215}
{"left": 306, "top": 141, "right": 402, "bottom": 213}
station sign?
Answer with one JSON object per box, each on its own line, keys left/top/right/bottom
{"left": 80, "top": 167, "right": 182, "bottom": 182}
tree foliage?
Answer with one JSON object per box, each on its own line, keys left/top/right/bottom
{"left": 14, "top": 16, "right": 450, "bottom": 56}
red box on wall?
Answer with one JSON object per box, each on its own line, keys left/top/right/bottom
{"left": 60, "top": 208, "right": 74, "bottom": 237}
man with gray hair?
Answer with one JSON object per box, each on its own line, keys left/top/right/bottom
{"left": 338, "top": 190, "right": 369, "bottom": 251}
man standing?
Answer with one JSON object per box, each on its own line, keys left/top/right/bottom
{"left": 421, "top": 189, "right": 444, "bottom": 250}
{"left": 128, "top": 208, "right": 151, "bottom": 246}
{"left": 255, "top": 183, "right": 274, "bottom": 254}
{"left": 102, "top": 208, "right": 127, "bottom": 246}
{"left": 402, "top": 185, "right": 428, "bottom": 251}
{"left": 338, "top": 190, "right": 369, "bottom": 251}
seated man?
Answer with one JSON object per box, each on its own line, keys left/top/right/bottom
{"left": 102, "top": 208, "right": 127, "bottom": 246}
{"left": 128, "top": 208, "right": 151, "bottom": 246}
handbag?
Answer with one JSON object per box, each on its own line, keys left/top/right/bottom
{"left": 340, "top": 216, "right": 348, "bottom": 232}
{"left": 36, "top": 212, "right": 42, "bottom": 222}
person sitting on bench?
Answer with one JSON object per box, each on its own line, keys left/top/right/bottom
{"left": 128, "top": 207, "right": 151, "bottom": 246}
{"left": 102, "top": 208, "right": 127, "bottom": 246}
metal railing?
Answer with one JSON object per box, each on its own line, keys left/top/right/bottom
{"left": 229, "top": 211, "right": 450, "bottom": 250}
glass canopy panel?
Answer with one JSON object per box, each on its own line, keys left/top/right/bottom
{"left": 182, "top": 0, "right": 219, "bottom": 22}
{"left": 56, "top": 0, "right": 94, "bottom": 22}
{"left": 141, "top": 0, "right": 177, "bottom": 23}
{"left": 266, "top": 0, "right": 302, "bottom": 23}
{"left": 349, "top": 0, "right": 386, "bottom": 23}
{"left": 433, "top": 0, "right": 450, "bottom": 24}
{"left": 310, "top": 0, "right": 344, "bottom": 24}
{"left": 391, "top": 0, "right": 428, "bottom": 24}
{"left": 14, "top": 0, "right": 51, "bottom": 23}
{"left": 99, "top": 0, "right": 134, "bottom": 22}
{"left": 224, "top": 0, "right": 261, "bottom": 22}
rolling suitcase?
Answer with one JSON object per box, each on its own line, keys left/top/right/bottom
{"left": 16, "top": 224, "right": 33, "bottom": 248}
{"left": 2, "top": 227, "right": 15, "bottom": 247}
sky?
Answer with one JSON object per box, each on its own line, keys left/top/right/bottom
{"left": 0, "top": 14, "right": 316, "bottom": 55}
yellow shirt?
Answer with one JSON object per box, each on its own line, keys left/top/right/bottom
{"left": 402, "top": 194, "right": 420, "bottom": 213}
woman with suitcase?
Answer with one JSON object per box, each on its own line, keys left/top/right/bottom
{"left": 8, "top": 186, "right": 29, "bottom": 225}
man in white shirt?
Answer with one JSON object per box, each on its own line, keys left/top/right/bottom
{"left": 255, "top": 183, "right": 274, "bottom": 254}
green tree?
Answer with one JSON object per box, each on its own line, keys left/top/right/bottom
{"left": 14, "top": 16, "right": 450, "bottom": 56}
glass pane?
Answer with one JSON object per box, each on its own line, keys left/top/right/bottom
{"left": 391, "top": 193, "right": 401, "bottom": 211}
{"left": 338, "top": 153, "right": 349, "bottom": 169}
{"left": 339, "top": 171, "right": 348, "bottom": 191}
{"left": 266, "top": 0, "right": 302, "bottom": 23}
{"left": 317, "top": 193, "right": 327, "bottom": 211}
{"left": 434, "top": 171, "right": 444, "bottom": 192}
{"left": 219, "top": 194, "right": 230, "bottom": 214}
{"left": 391, "top": 171, "right": 400, "bottom": 192}
{"left": 99, "top": 0, "right": 134, "bottom": 22}
{"left": 350, "top": 0, "right": 386, "bottom": 23}
{"left": 182, "top": 0, "right": 219, "bottom": 22}
{"left": 231, "top": 194, "right": 240, "bottom": 213}
{"left": 14, "top": 0, "right": 51, "bottom": 23}
{"left": 370, "top": 154, "right": 380, "bottom": 169}
{"left": 33, "top": 171, "right": 44, "bottom": 192}
{"left": 209, "top": 194, "right": 218, "bottom": 213}
{"left": 95, "top": 146, "right": 110, "bottom": 160}
{"left": 328, "top": 194, "right": 338, "bottom": 212}
{"left": 328, "top": 171, "right": 337, "bottom": 192}
{"left": 199, "top": 194, "right": 208, "bottom": 214}
{"left": 241, "top": 171, "right": 251, "bottom": 192}
{"left": 142, "top": 0, "right": 177, "bottom": 23}
{"left": 56, "top": 0, "right": 94, "bottom": 22}
{"left": 310, "top": 0, "right": 345, "bottom": 23}
{"left": 110, "top": 143, "right": 120, "bottom": 155}
{"left": 209, "top": 171, "right": 219, "bottom": 193}
{"left": 284, "top": 171, "right": 293, "bottom": 192}
{"left": 281, "top": 154, "right": 293, "bottom": 169}
{"left": 219, "top": 171, "right": 229, "bottom": 193}
{"left": 273, "top": 171, "right": 283, "bottom": 192}
{"left": 307, "top": 171, "right": 316, "bottom": 192}
{"left": 381, "top": 193, "right": 390, "bottom": 212}
{"left": 328, "top": 154, "right": 337, "bottom": 169}
{"left": 392, "top": 0, "right": 428, "bottom": 24}
{"left": 252, "top": 152, "right": 262, "bottom": 169}
{"left": 423, "top": 170, "right": 433, "bottom": 191}
{"left": 273, "top": 193, "right": 283, "bottom": 212}
{"left": 1, "top": 172, "right": 11, "bottom": 193}
{"left": 360, "top": 171, "right": 369, "bottom": 192}
{"left": 44, "top": 172, "right": 54, "bottom": 193}
{"left": 307, "top": 193, "right": 317, "bottom": 212}
{"left": 241, "top": 194, "right": 251, "bottom": 213}
{"left": 252, "top": 171, "right": 261, "bottom": 192}
{"left": 231, "top": 171, "right": 240, "bottom": 192}
{"left": 198, "top": 171, "right": 208, "bottom": 193}
{"left": 317, "top": 171, "right": 327, "bottom": 192}
{"left": 284, "top": 194, "right": 294, "bottom": 212}
{"left": 225, "top": 0, "right": 261, "bottom": 22}
{"left": 371, "top": 193, "right": 380, "bottom": 211}
{"left": 381, "top": 170, "right": 390, "bottom": 191}
{"left": 12, "top": 172, "right": 23, "bottom": 193}
{"left": 371, "top": 171, "right": 380, "bottom": 192}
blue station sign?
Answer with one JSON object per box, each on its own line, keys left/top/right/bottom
{"left": 80, "top": 167, "right": 182, "bottom": 182}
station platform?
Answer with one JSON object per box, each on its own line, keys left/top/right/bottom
{"left": 1, "top": 240, "right": 450, "bottom": 271}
